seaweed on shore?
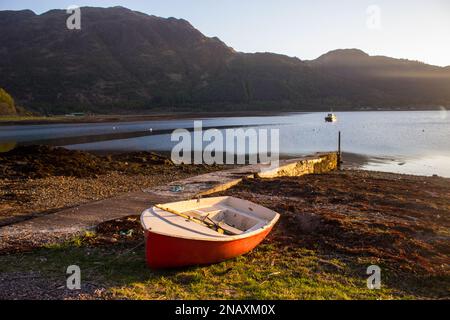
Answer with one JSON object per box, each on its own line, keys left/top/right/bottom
{"left": 0, "top": 145, "right": 176, "bottom": 179}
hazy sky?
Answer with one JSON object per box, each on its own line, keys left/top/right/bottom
{"left": 1, "top": 0, "right": 449, "bottom": 66}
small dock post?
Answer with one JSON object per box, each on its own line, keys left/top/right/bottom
{"left": 338, "top": 131, "right": 342, "bottom": 170}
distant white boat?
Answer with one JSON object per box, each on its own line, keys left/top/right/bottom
{"left": 325, "top": 113, "right": 337, "bottom": 122}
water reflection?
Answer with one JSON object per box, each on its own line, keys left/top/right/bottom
{"left": 362, "top": 154, "right": 450, "bottom": 177}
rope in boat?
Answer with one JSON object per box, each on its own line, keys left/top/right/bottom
{"left": 154, "top": 204, "right": 231, "bottom": 235}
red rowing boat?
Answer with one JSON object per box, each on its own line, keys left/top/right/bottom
{"left": 141, "top": 196, "right": 280, "bottom": 269}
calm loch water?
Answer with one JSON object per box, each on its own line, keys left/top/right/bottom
{"left": 2, "top": 110, "right": 449, "bottom": 177}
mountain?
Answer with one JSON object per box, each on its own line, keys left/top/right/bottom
{"left": 0, "top": 7, "right": 236, "bottom": 113}
{"left": 0, "top": 7, "right": 449, "bottom": 114}
{"left": 307, "top": 49, "right": 450, "bottom": 106}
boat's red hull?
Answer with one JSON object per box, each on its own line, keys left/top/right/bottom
{"left": 144, "top": 226, "right": 274, "bottom": 269}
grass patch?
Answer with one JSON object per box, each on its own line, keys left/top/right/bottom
{"left": 0, "top": 238, "right": 412, "bottom": 300}
{"left": 0, "top": 115, "right": 62, "bottom": 122}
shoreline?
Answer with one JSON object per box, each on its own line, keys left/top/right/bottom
{"left": 1, "top": 144, "right": 448, "bottom": 229}
{"left": 2, "top": 144, "right": 447, "bottom": 179}
{"left": 1, "top": 107, "right": 447, "bottom": 126}
{"left": 0, "top": 111, "right": 295, "bottom": 126}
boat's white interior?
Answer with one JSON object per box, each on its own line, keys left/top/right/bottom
{"left": 141, "top": 196, "right": 280, "bottom": 241}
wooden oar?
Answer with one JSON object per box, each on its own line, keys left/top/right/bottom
{"left": 154, "top": 204, "right": 231, "bottom": 235}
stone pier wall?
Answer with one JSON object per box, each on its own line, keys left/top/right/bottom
{"left": 257, "top": 152, "right": 339, "bottom": 179}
